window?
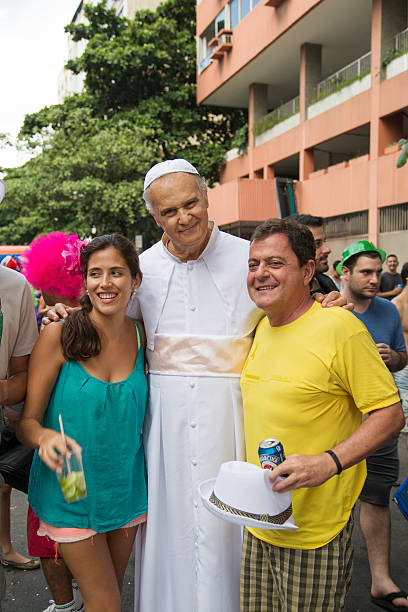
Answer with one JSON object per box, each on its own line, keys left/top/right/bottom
{"left": 198, "top": 0, "right": 262, "bottom": 71}
{"left": 241, "top": 0, "right": 250, "bottom": 20}
{"left": 198, "top": 20, "right": 216, "bottom": 71}
{"left": 215, "top": 8, "right": 226, "bottom": 34}
{"left": 230, "top": 0, "right": 239, "bottom": 29}
{"left": 324, "top": 211, "right": 368, "bottom": 238}
{"left": 379, "top": 203, "right": 408, "bottom": 233}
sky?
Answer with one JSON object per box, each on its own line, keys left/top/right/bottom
{"left": 0, "top": 0, "right": 80, "bottom": 169}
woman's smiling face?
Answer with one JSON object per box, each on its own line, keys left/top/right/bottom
{"left": 85, "top": 246, "right": 139, "bottom": 315}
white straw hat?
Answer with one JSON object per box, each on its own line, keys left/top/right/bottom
{"left": 199, "top": 461, "right": 297, "bottom": 530}
{"left": 144, "top": 159, "right": 199, "bottom": 191}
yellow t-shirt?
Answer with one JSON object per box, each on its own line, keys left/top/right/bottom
{"left": 241, "top": 301, "right": 400, "bottom": 550}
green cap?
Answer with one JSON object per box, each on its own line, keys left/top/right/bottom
{"left": 336, "top": 240, "right": 386, "bottom": 275}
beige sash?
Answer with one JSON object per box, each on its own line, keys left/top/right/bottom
{"left": 147, "top": 334, "right": 253, "bottom": 378}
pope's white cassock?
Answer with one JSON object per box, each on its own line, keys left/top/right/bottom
{"left": 129, "top": 224, "right": 262, "bottom": 612}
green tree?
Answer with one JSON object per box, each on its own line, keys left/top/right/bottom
{"left": 2, "top": 0, "right": 244, "bottom": 244}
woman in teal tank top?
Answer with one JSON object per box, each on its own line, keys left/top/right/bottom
{"left": 19, "top": 234, "right": 148, "bottom": 612}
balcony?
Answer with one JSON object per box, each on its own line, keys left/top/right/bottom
{"left": 396, "top": 26, "right": 408, "bottom": 52}
{"left": 296, "top": 151, "right": 408, "bottom": 219}
{"left": 208, "top": 30, "right": 233, "bottom": 61}
{"left": 208, "top": 151, "right": 408, "bottom": 230}
{"left": 208, "top": 178, "right": 278, "bottom": 227}
{"left": 308, "top": 52, "right": 371, "bottom": 119}
{"left": 316, "top": 52, "right": 371, "bottom": 100}
{"left": 254, "top": 96, "right": 300, "bottom": 146}
{"left": 384, "top": 27, "right": 408, "bottom": 80}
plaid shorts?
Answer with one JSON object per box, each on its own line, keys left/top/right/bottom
{"left": 240, "top": 516, "right": 354, "bottom": 612}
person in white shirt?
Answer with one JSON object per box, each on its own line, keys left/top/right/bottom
{"left": 130, "top": 160, "right": 348, "bottom": 612}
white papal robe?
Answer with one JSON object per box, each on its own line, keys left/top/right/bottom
{"left": 130, "top": 224, "right": 262, "bottom": 612}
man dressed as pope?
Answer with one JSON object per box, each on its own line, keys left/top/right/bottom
{"left": 130, "top": 159, "right": 344, "bottom": 612}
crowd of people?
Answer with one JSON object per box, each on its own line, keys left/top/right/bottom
{"left": 0, "top": 158, "right": 407, "bottom": 612}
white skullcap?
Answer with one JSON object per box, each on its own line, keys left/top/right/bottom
{"left": 144, "top": 159, "right": 199, "bottom": 192}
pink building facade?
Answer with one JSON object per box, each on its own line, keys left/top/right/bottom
{"left": 196, "top": 0, "right": 408, "bottom": 260}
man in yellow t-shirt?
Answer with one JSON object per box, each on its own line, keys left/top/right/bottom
{"left": 240, "top": 218, "right": 404, "bottom": 612}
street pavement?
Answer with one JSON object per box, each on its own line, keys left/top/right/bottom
{"left": 2, "top": 435, "right": 408, "bottom": 611}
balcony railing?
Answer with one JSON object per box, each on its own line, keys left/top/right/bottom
{"left": 395, "top": 27, "right": 408, "bottom": 52}
{"left": 253, "top": 96, "right": 299, "bottom": 136}
{"left": 382, "top": 27, "right": 408, "bottom": 70}
{"left": 316, "top": 52, "right": 371, "bottom": 101}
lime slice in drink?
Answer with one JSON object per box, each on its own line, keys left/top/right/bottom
{"left": 59, "top": 471, "right": 86, "bottom": 503}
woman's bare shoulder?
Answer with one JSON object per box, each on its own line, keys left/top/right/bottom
{"left": 34, "top": 322, "right": 64, "bottom": 360}
{"left": 40, "top": 321, "right": 63, "bottom": 341}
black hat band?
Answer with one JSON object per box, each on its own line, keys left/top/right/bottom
{"left": 209, "top": 491, "right": 292, "bottom": 525}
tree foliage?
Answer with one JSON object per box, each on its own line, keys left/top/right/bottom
{"left": 2, "top": 0, "right": 244, "bottom": 245}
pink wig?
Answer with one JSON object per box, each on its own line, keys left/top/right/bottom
{"left": 22, "top": 232, "right": 87, "bottom": 303}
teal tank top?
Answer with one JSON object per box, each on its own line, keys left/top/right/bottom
{"left": 28, "top": 321, "right": 148, "bottom": 532}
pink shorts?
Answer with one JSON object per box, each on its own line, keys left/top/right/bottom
{"left": 38, "top": 513, "right": 147, "bottom": 544}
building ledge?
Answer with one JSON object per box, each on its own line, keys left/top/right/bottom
{"left": 264, "top": 0, "right": 285, "bottom": 6}
{"left": 307, "top": 74, "right": 371, "bottom": 119}
{"left": 255, "top": 113, "right": 300, "bottom": 147}
{"left": 385, "top": 52, "right": 408, "bottom": 80}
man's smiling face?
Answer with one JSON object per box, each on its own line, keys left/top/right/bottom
{"left": 386, "top": 255, "right": 398, "bottom": 273}
{"left": 247, "top": 233, "right": 314, "bottom": 318}
{"left": 148, "top": 172, "right": 209, "bottom": 257}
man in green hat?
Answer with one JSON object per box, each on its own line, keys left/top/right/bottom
{"left": 341, "top": 240, "right": 408, "bottom": 611}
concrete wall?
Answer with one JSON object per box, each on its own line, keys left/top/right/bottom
{"left": 378, "top": 231, "right": 408, "bottom": 264}
{"left": 327, "top": 234, "right": 368, "bottom": 267}
{"left": 295, "top": 155, "right": 371, "bottom": 217}
{"left": 208, "top": 179, "right": 278, "bottom": 226}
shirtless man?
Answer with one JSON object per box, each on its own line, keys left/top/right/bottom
{"left": 393, "top": 261, "right": 408, "bottom": 448}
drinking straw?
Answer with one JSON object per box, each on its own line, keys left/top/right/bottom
{"left": 58, "top": 413, "right": 71, "bottom": 473}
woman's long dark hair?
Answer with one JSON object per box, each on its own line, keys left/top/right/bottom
{"left": 61, "top": 234, "right": 141, "bottom": 361}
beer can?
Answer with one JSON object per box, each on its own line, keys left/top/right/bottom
{"left": 258, "top": 438, "right": 285, "bottom": 470}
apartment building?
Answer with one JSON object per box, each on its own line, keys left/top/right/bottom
{"left": 196, "top": 0, "right": 408, "bottom": 259}
{"left": 58, "top": 0, "right": 163, "bottom": 101}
